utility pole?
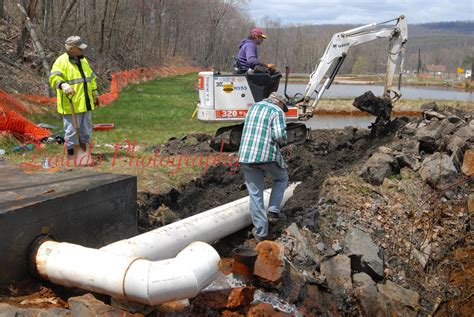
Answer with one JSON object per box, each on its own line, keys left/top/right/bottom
{"left": 417, "top": 48, "right": 422, "bottom": 77}
{"left": 471, "top": 57, "right": 473, "bottom": 82}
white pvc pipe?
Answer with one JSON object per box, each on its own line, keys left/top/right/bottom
{"left": 35, "top": 240, "right": 220, "bottom": 306}
{"left": 34, "top": 182, "right": 300, "bottom": 305}
{"left": 101, "top": 182, "right": 300, "bottom": 260}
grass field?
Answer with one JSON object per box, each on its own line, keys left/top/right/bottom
{"left": 1, "top": 73, "right": 229, "bottom": 192}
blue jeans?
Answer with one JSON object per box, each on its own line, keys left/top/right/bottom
{"left": 63, "top": 111, "right": 92, "bottom": 150}
{"left": 241, "top": 162, "right": 289, "bottom": 237}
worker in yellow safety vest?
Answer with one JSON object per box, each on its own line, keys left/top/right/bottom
{"left": 49, "top": 36, "right": 99, "bottom": 157}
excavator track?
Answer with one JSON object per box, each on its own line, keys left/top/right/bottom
{"left": 210, "top": 122, "right": 309, "bottom": 152}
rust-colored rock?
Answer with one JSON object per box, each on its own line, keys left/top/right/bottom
{"left": 219, "top": 257, "right": 234, "bottom": 275}
{"left": 461, "top": 149, "right": 474, "bottom": 176}
{"left": 254, "top": 241, "right": 285, "bottom": 283}
{"left": 192, "top": 289, "right": 232, "bottom": 310}
{"left": 192, "top": 286, "right": 254, "bottom": 312}
{"left": 226, "top": 287, "right": 255, "bottom": 309}
{"left": 247, "top": 303, "right": 292, "bottom": 317}
{"left": 221, "top": 310, "right": 244, "bottom": 317}
{"left": 68, "top": 294, "right": 140, "bottom": 316}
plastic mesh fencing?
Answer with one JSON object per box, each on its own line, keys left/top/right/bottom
{"left": 0, "top": 90, "right": 51, "bottom": 142}
{"left": 99, "top": 66, "right": 198, "bottom": 105}
{"left": 1, "top": 66, "right": 198, "bottom": 142}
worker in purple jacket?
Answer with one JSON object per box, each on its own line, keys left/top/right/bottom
{"left": 236, "top": 27, "right": 275, "bottom": 73}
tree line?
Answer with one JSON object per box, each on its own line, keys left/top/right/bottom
{"left": 1, "top": 0, "right": 472, "bottom": 79}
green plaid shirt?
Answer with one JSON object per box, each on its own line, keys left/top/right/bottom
{"left": 238, "top": 98, "right": 287, "bottom": 168}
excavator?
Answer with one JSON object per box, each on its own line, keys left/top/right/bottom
{"left": 197, "top": 16, "right": 408, "bottom": 151}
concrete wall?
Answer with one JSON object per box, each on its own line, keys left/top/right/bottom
{"left": 0, "top": 167, "right": 138, "bottom": 285}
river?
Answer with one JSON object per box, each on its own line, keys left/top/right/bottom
{"left": 278, "top": 83, "right": 473, "bottom": 102}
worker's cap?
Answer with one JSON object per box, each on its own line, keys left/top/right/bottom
{"left": 250, "top": 27, "right": 267, "bottom": 39}
{"left": 269, "top": 92, "right": 289, "bottom": 112}
{"left": 65, "top": 36, "right": 87, "bottom": 50}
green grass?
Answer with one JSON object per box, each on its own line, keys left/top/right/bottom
{"left": 23, "top": 73, "right": 224, "bottom": 147}
{"left": 1, "top": 73, "right": 231, "bottom": 192}
{"left": 2, "top": 73, "right": 227, "bottom": 155}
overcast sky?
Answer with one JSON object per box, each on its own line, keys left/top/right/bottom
{"left": 246, "top": 0, "right": 474, "bottom": 25}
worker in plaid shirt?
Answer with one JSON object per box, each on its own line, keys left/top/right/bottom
{"left": 239, "top": 92, "right": 289, "bottom": 242}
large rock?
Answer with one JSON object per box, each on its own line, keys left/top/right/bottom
{"left": 281, "top": 262, "right": 305, "bottom": 303}
{"left": 377, "top": 280, "right": 420, "bottom": 312}
{"left": 68, "top": 294, "right": 135, "bottom": 316}
{"left": 320, "top": 254, "right": 352, "bottom": 295}
{"left": 353, "top": 273, "right": 388, "bottom": 316}
{"left": 359, "top": 152, "right": 399, "bottom": 185}
{"left": 462, "top": 149, "right": 474, "bottom": 176}
{"left": 0, "top": 303, "right": 70, "bottom": 317}
{"left": 454, "top": 125, "right": 474, "bottom": 142}
{"left": 343, "top": 228, "right": 384, "bottom": 280}
{"left": 415, "top": 120, "right": 444, "bottom": 141}
{"left": 226, "top": 287, "right": 255, "bottom": 309}
{"left": 254, "top": 241, "right": 285, "bottom": 284}
{"left": 447, "top": 135, "right": 469, "bottom": 169}
{"left": 299, "top": 285, "right": 340, "bottom": 316}
{"left": 283, "top": 223, "right": 320, "bottom": 265}
{"left": 419, "top": 153, "right": 458, "bottom": 190}
{"left": 415, "top": 119, "right": 461, "bottom": 154}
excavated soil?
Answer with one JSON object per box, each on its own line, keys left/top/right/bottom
{"left": 137, "top": 120, "right": 405, "bottom": 248}
{"left": 135, "top": 109, "right": 472, "bottom": 315}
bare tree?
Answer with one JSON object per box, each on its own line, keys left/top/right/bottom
{"left": 98, "top": 0, "right": 108, "bottom": 53}
{"left": 0, "top": 0, "right": 5, "bottom": 19}
{"left": 55, "top": 0, "right": 78, "bottom": 36}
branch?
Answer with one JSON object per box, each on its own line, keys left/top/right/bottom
{"left": 55, "top": 0, "right": 78, "bottom": 35}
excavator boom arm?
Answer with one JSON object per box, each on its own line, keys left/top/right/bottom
{"left": 299, "top": 16, "right": 408, "bottom": 118}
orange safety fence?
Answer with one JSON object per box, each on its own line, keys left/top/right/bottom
{"left": 17, "top": 66, "right": 199, "bottom": 106}
{"left": 99, "top": 66, "right": 199, "bottom": 105}
{"left": 0, "top": 90, "right": 51, "bottom": 143}
{"left": 2, "top": 66, "right": 198, "bottom": 142}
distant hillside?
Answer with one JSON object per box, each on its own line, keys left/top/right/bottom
{"left": 259, "top": 21, "right": 474, "bottom": 74}
{"left": 412, "top": 21, "right": 474, "bottom": 35}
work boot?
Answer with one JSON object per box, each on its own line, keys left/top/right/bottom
{"left": 268, "top": 211, "right": 287, "bottom": 223}
{"left": 251, "top": 228, "right": 266, "bottom": 243}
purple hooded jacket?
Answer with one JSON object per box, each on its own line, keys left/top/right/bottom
{"left": 237, "top": 39, "right": 266, "bottom": 71}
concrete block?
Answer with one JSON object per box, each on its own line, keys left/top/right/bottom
{"left": 0, "top": 166, "right": 137, "bottom": 285}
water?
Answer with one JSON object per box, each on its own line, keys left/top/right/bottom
{"left": 279, "top": 83, "right": 473, "bottom": 102}
{"left": 304, "top": 115, "right": 375, "bottom": 129}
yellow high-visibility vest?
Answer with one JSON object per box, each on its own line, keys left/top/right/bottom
{"left": 49, "top": 53, "right": 97, "bottom": 114}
